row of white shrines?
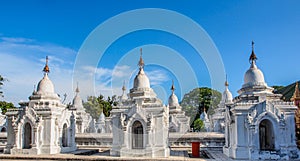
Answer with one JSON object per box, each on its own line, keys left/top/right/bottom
{"left": 0, "top": 46, "right": 299, "bottom": 160}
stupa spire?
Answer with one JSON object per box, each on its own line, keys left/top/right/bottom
{"left": 249, "top": 41, "right": 257, "bottom": 65}
{"left": 138, "top": 48, "right": 144, "bottom": 69}
{"left": 43, "top": 56, "right": 50, "bottom": 73}
{"left": 120, "top": 80, "right": 128, "bottom": 101}
{"left": 75, "top": 82, "right": 80, "bottom": 93}
{"left": 122, "top": 80, "right": 126, "bottom": 92}
{"left": 171, "top": 80, "right": 175, "bottom": 94}
{"left": 32, "top": 84, "right": 36, "bottom": 94}
{"left": 225, "top": 74, "right": 229, "bottom": 87}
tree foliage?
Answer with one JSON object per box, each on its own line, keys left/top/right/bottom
{"left": 83, "top": 94, "right": 118, "bottom": 119}
{"left": 193, "top": 118, "right": 204, "bottom": 132}
{"left": 180, "top": 87, "right": 221, "bottom": 128}
{"left": 272, "top": 85, "right": 284, "bottom": 92}
{"left": 0, "top": 101, "right": 15, "bottom": 115}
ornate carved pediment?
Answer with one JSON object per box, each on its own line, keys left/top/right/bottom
{"left": 127, "top": 105, "right": 146, "bottom": 119}
{"left": 120, "top": 113, "right": 128, "bottom": 129}
{"left": 19, "top": 107, "right": 39, "bottom": 127}
{"left": 246, "top": 106, "right": 257, "bottom": 125}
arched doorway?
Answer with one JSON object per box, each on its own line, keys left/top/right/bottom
{"left": 259, "top": 119, "right": 275, "bottom": 150}
{"left": 1, "top": 127, "right": 6, "bottom": 132}
{"left": 132, "top": 121, "right": 143, "bottom": 149}
{"left": 23, "top": 122, "right": 32, "bottom": 149}
{"left": 62, "top": 124, "right": 68, "bottom": 147}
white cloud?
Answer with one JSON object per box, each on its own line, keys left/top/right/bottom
{"left": 79, "top": 65, "right": 133, "bottom": 97}
{"left": 0, "top": 36, "right": 76, "bottom": 105}
{"left": 146, "top": 69, "right": 170, "bottom": 85}
{"left": 0, "top": 36, "right": 172, "bottom": 106}
{"left": 1, "top": 37, "right": 34, "bottom": 43}
{"left": 112, "top": 65, "right": 131, "bottom": 78}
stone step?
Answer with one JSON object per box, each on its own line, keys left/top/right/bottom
{"left": 71, "top": 149, "right": 99, "bottom": 155}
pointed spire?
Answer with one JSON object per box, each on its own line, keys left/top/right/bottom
{"left": 171, "top": 80, "right": 175, "bottom": 93}
{"left": 32, "top": 84, "right": 36, "bottom": 94}
{"left": 75, "top": 82, "right": 80, "bottom": 93}
{"left": 43, "top": 56, "right": 50, "bottom": 73}
{"left": 138, "top": 48, "right": 145, "bottom": 68}
{"left": 249, "top": 41, "right": 257, "bottom": 64}
{"left": 225, "top": 75, "right": 229, "bottom": 87}
{"left": 122, "top": 80, "right": 126, "bottom": 92}
{"left": 120, "top": 80, "right": 128, "bottom": 101}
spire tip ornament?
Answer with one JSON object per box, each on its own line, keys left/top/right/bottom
{"left": 171, "top": 80, "right": 175, "bottom": 93}
{"left": 75, "top": 82, "right": 79, "bottom": 93}
{"left": 122, "top": 80, "right": 126, "bottom": 91}
{"left": 138, "top": 48, "right": 145, "bottom": 68}
{"left": 225, "top": 75, "right": 229, "bottom": 87}
{"left": 43, "top": 56, "right": 50, "bottom": 73}
{"left": 249, "top": 41, "right": 257, "bottom": 64}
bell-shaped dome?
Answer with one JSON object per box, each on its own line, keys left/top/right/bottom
{"left": 98, "top": 111, "right": 105, "bottom": 123}
{"left": 222, "top": 81, "right": 233, "bottom": 103}
{"left": 73, "top": 85, "right": 84, "bottom": 110}
{"left": 238, "top": 42, "right": 273, "bottom": 95}
{"left": 243, "top": 62, "right": 266, "bottom": 88}
{"left": 168, "top": 93, "right": 179, "bottom": 107}
{"left": 200, "top": 110, "right": 209, "bottom": 122}
{"left": 37, "top": 73, "right": 55, "bottom": 95}
{"left": 242, "top": 42, "right": 267, "bottom": 88}
{"left": 36, "top": 56, "right": 56, "bottom": 95}
{"left": 168, "top": 81, "right": 179, "bottom": 106}
{"left": 120, "top": 82, "right": 128, "bottom": 101}
{"left": 133, "top": 49, "right": 151, "bottom": 89}
{"left": 73, "top": 94, "right": 82, "bottom": 107}
{"left": 134, "top": 68, "right": 150, "bottom": 89}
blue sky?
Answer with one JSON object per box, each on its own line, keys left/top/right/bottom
{"left": 0, "top": 1, "right": 299, "bottom": 105}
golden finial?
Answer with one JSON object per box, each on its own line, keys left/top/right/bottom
{"left": 171, "top": 80, "right": 175, "bottom": 93}
{"left": 122, "top": 80, "right": 126, "bottom": 91}
{"left": 225, "top": 74, "right": 229, "bottom": 87}
{"left": 75, "top": 82, "right": 79, "bottom": 93}
{"left": 43, "top": 56, "right": 50, "bottom": 73}
{"left": 249, "top": 41, "right": 257, "bottom": 64}
{"left": 138, "top": 48, "right": 144, "bottom": 68}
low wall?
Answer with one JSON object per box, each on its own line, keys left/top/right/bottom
{"left": 0, "top": 132, "right": 225, "bottom": 152}
{"left": 75, "top": 132, "right": 225, "bottom": 151}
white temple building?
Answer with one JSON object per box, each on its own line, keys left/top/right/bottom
{"left": 110, "top": 49, "right": 170, "bottom": 157}
{"left": 223, "top": 43, "right": 299, "bottom": 160}
{"left": 4, "top": 57, "right": 77, "bottom": 154}
{"left": 168, "top": 81, "right": 190, "bottom": 133}
{"left": 95, "top": 111, "right": 106, "bottom": 133}
{"left": 70, "top": 84, "right": 93, "bottom": 134}
{"left": 211, "top": 79, "right": 233, "bottom": 133}
{"left": 200, "top": 108, "right": 210, "bottom": 132}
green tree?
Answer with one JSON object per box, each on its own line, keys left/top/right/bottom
{"left": 104, "top": 95, "right": 118, "bottom": 117}
{"left": 181, "top": 87, "right": 221, "bottom": 128}
{"left": 272, "top": 85, "right": 284, "bottom": 92}
{"left": 193, "top": 118, "right": 204, "bottom": 132}
{"left": 0, "top": 101, "right": 15, "bottom": 114}
{"left": 83, "top": 94, "right": 118, "bottom": 119}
